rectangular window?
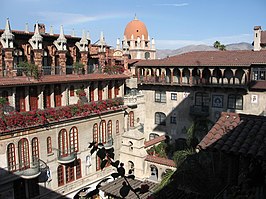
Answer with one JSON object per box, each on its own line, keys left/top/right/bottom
{"left": 47, "top": 137, "right": 52, "bottom": 154}
{"left": 76, "top": 159, "right": 82, "bottom": 179}
{"left": 171, "top": 93, "right": 177, "bottom": 100}
{"left": 155, "top": 91, "right": 166, "bottom": 103}
{"left": 228, "top": 94, "right": 243, "bottom": 110}
{"left": 170, "top": 116, "right": 177, "bottom": 124}
{"left": 66, "top": 164, "right": 75, "bottom": 183}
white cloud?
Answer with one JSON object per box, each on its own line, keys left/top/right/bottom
{"left": 153, "top": 3, "right": 189, "bottom": 7}
{"left": 156, "top": 34, "right": 253, "bottom": 49}
{"left": 36, "top": 11, "right": 125, "bottom": 27}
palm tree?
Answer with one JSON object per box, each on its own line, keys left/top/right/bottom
{"left": 213, "top": 41, "right": 221, "bottom": 49}
{"left": 219, "top": 44, "right": 226, "bottom": 51}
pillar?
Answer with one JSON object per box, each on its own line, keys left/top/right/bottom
{"left": 3, "top": 48, "right": 14, "bottom": 77}
{"left": 25, "top": 86, "right": 30, "bottom": 111}
{"left": 33, "top": 49, "right": 43, "bottom": 71}
{"left": 180, "top": 68, "right": 183, "bottom": 85}
{"left": 80, "top": 51, "right": 88, "bottom": 74}
{"left": 170, "top": 68, "right": 174, "bottom": 84}
{"left": 189, "top": 68, "right": 193, "bottom": 86}
{"left": 58, "top": 50, "right": 67, "bottom": 75}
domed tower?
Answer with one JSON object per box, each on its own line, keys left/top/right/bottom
{"left": 122, "top": 16, "right": 156, "bottom": 60}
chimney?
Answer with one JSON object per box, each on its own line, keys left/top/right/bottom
{"left": 253, "top": 26, "right": 262, "bottom": 51}
{"left": 34, "top": 23, "right": 46, "bottom": 34}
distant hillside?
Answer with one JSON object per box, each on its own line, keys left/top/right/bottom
{"left": 156, "top": 42, "right": 253, "bottom": 59}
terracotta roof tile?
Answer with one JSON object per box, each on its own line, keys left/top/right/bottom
{"left": 99, "top": 177, "right": 157, "bottom": 199}
{"left": 0, "top": 73, "right": 129, "bottom": 87}
{"left": 136, "top": 50, "right": 266, "bottom": 67}
{"left": 197, "top": 112, "right": 266, "bottom": 160}
{"left": 144, "top": 135, "right": 166, "bottom": 148}
{"left": 145, "top": 155, "right": 176, "bottom": 167}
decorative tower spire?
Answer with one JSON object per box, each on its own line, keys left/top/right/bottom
{"left": 122, "top": 35, "right": 129, "bottom": 53}
{"left": 25, "top": 23, "right": 29, "bottom": 33}
{"left": 53, "top": 25, "right": 67, "bottom": 50}
{"left": 75, "top": 30, "right": 88, "bottom": 51}
{"left": 29, "top": 22, "right": 43, "bottom": 50}
{"left": 0, "top": 18, "right": 14, "bottom": 48}
{"left": 98, "top": 31, "right": 106, "bottom": 52}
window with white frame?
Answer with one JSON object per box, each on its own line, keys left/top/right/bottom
{"left": 155, "top": 91, "right": 166, "bottom": 103}
{"left": 171, "top": 93, "right": 177, "bottom": 100}
{"left": 155, "top": 112, "right": 166, "bottom": 125}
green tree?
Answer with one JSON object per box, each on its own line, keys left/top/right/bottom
{"left": 213, "top": 40, "right": 226, "bottom": 51}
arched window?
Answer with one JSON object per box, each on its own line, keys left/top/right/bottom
{"left": 150, "top": 165, "right": 158, "bottom": 181}
{"left": 18, "top": 138, "right": 29, "bottom": 170}
{"left": 228, "top": 94, "right": 243, "bottom": 110}
{"left": 116, "top": 120, "right": 119, "bottom": 134}
{"left": 47, "top": 136, "right": 52, "bottom": 154}
{"left": 57, "top": 165, "right": 64, "bottom": 186}
{"left": 149, "top": 133, "right": 159, "bottom": 140}
{"left": 128, "top": 161, "right": 134, "bottom": 175}
{"left": 145, "top": 52, "right": 150, "bottom": 60}
{"left": 69, "top": 126, "right": 79, "bottom": 152}
{"left": 195, "top": 92, "right": 209, "bottom": 106}
{"left": 107, "top": 120, "right": 112, "bottom": 142}
{"left": 58, "top": 129, "right": 68, "bottom": 157}
{"left": 129, "top": 111, "right": 134, "bottom": 127}
{"left": 7, "top": 143, "right": 16, "bottom": 171}
{"left": 2, "top": 90, "right": 8, "bottom": 102}
{"left": 155, "top": 112, "right": 166, "bottom": 125}
{"left": 99, "top": 120, "right": 106, "bottom": 143}
{"left": 93, "top": 123, "right": 98, "bottom": 142}
{"left": 76, "top": 158, "right": 82, "bottom": 179}
{"left": 32, "top": 137, "right": 39, "bottom": 162}
{"left": 66, "top": 163, "right": 75, "bottom": 183}
{"left": 69, "top": 85, "right": 75, "bottom": 97}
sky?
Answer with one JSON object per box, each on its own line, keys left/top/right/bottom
{"left": 1, "top": 0, "right": 266, "bottom": 49}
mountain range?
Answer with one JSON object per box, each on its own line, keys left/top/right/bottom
{"left": 156, "top": 42, "right": 253, "bottom": 59}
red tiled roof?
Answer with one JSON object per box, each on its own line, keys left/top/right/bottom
{"left": 144, "top": 135, "right": 166, "bottom": 148}
{"left": 249, "top": 81, "right": 266, "bottom": 90}
{"left": 197, "top": 112, "right": 266, "bottom": 160}
{"left": 261, "top": 31, "right": 266, "bottom": 44}
{"left": 0, "top": 73, "right": 128, "bottom": 87}
{"left": 136, "top": 50, "right": 266, "bottom": 67}
{"left": 99, "top": 177, "right": 157, "bottom": 199}
{"left": 145, "top": 155, "right": 176, "bottom": 167}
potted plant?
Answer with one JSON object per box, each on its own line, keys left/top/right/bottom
{"left": 73, "top": 62, "right": 84, "bottom": 74}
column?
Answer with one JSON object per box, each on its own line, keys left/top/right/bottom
{"left": 161, "top": 68, "right": 165, "bottom": 83}
{"left": 4, "top": 48, "right": 14, "bottom": 77}
{"left": 50, "top": 84, "right": 55, "bottom": 108}
{"left": 80, "top": 51, "right": 88, "bottom": 74}
{"left": 180, "top": 68, "right": 183, "bottom": 86}
{"left": 199, "top": 68, "right": 203, "bottom": 84}
{"left": 58, "top": 50, "right": 67, "bottom": 75}
{"left": 209, "top": 68, "right": 214, "bottom": 84}
{"left": 220, "top": 68, "right": 225, "bottom": 85}
{"left": 137, "top": 68, "right": 140, "bottom": 81}
{"left": 33, "top": 49, "right": 43, "bottom": 71}
{"left": 232, "top": 69, "right": 237, "bottom": 84}
{"left": 11, "top": 87, "right": 16, "bottom": 109}
{"left": 189, "top": 68, "right": 193, "bottom": 86}
{"left": 94, "top": 82, "right": 98, "bottom": 101}
{"left": 25, "top": 86, "right": 30, "bottom": 111}
{"left": 38, "top": 85, "right": 44, "bottom": 109}
{"left": 243, "top": 69, "right": 249, "bottom": 84}
{"left": 170, "top": 68, "right": 174, "bottom": 84}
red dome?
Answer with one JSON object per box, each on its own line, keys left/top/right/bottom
{"left": 124, "top": 18, "right": 148, "bottom": 40}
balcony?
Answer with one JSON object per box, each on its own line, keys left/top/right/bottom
{"left": 189, "top": 105, "right": 209, "bottom": 117}
{"left": 124, "top": 95, "right": 138, "bottom": 107}
{"left": 57, "top": 149, "right": 77, "bottom": 164}
{"left": 14, "top": 160, "right": 41, "bottom": 179}
{"left": 104, "top": 138, "right": 113, "bottom": 149}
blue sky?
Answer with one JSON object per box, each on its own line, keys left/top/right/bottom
{"left": 1, "top": 0, "right": 266, "bottom": 49}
